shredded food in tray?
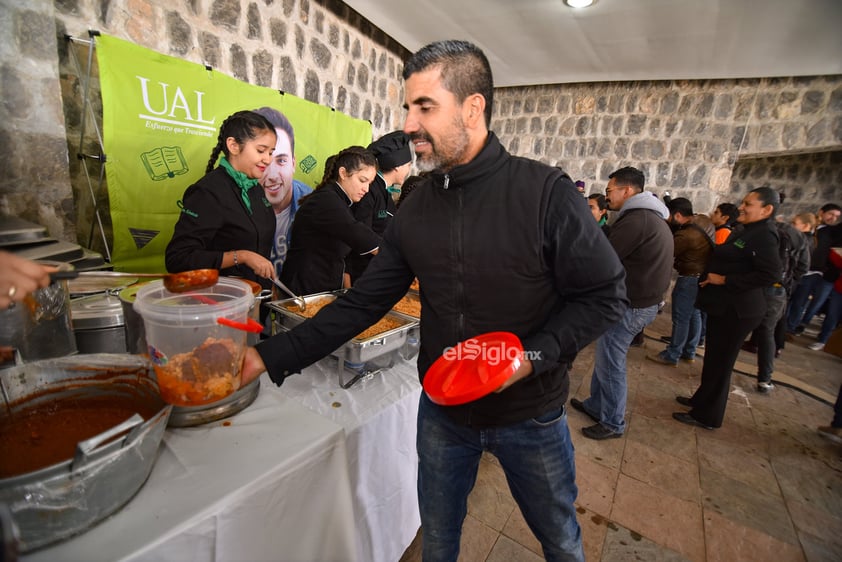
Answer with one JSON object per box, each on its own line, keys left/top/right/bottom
{"left": 153, "top": 337, "right": 242, "bottom": 406}
{"left": 283, "top": 296, "right": 406, "bottom": 340}
{"left": 392, "top": 295, "right": 421, "bottom": 318}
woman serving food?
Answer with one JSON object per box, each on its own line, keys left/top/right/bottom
{"left": 166, "top": 110, "right": 277, "bottom": 289}
{"left": 279, "top": 146, "right": 381, "bottom": 296}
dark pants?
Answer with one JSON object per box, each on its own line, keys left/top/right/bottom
{"left": 690, "top": 311, "right": 763, "bottom": 427}
{"left": 756, "top": 287, "right": 787, "bottom": 383}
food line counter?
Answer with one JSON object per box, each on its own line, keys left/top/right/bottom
{"left": 22, "top": 356, "right": 422, "bottom": 562}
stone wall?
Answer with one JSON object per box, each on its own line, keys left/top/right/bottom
{"left": 0, "top": 0, "right": 76, "bottom": 241}
{"left": 494, "top": 77, "right": 842, "bottom": 214}
{"left": 732, "top": 151, "right": 842, "bottom": 217}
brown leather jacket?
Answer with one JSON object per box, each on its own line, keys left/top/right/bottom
{"left": 673, "top": 218, "right": 714, "bottom": 276}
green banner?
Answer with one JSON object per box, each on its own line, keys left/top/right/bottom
{"left": 96, "top": 34, "right": 371, "bottom": 272}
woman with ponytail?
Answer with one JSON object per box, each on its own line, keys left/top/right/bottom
{"left": 166, "top": 110, "right": 277, "bottom": 289}
{"left": 279, "top": 145, "right": 380, "bottom": 295}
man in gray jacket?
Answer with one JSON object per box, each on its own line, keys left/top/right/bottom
{"left": 572, "top": 167, "right": 673, "bottom": 439}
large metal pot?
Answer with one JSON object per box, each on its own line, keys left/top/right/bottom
{"left": 0, "top": 354, "right": 171, "bottom": 553}
{"left": 0, "top": 261, "right": 76, "bottom": 364}
{"left": 118, "top": 281, "right": 153, "bottom": 355}
{"left": 70, "top": 292, "right": 128, "bottom": 354}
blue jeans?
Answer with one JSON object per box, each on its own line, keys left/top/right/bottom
{"left": 583, "top": 305, "right": 659, "bottom": 433}
{"left": 417, "top": 394, "right": 584, "bottom": 562}
{"left": 788, "top": 274, "right": 834, "bottom": 330}
{"left": 663, "top": 275, "right": 702, "bottom": 362}
{"left": 817, "top": 290, "right": 842, "bottom": 344}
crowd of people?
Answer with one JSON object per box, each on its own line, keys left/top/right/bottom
{"left": 3, "top": 37, "right": 841, "bottom": 562}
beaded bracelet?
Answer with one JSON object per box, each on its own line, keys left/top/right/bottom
{"left": 233, "top": 250, "right": 238, "bottom": 266}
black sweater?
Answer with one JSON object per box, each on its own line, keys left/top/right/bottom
{"left": 256, "top": 132, "right": 628, "bottom": 427}
{"left": 165, "top": 167, "right": 275, "bottom": 287}
{"left": 696, "top": 218, "right": 781, "bottom": 318}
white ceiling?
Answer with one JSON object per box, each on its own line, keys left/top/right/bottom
{"left": 344, "top": 0, "right": 842, "bottom": 87}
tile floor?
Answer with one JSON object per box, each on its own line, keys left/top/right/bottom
{"left": 400, "top": 311, "right": 842, "bottom": 562}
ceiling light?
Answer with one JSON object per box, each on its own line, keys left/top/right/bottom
{"left": 564, "top": 0, "right": 595, "bottom": 7}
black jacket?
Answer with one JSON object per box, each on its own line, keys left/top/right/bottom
{"left": 256, "top": 132, "right": 628, "bottom": 427}
{"left": 608, "top": 195, "right": 673, "bottom": 308}
{"left": 696, "top": 219, "right": 781, "bottom": 318}
{"left": 165, "top": 167, "right": 275, "bottom": 287}
{"left": 346, "top": 174, "right": 397, "bottom": 282}
{"left": 280, "top": 182, "right": 380, "bottom": 296}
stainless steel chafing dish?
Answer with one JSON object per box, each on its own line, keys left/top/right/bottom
{"left": 267, "top": 290, "right": 419, "bottom": 388}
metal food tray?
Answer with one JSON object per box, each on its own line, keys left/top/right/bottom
{"left": 267, "top": 291, "right": 419, "bottom": 387}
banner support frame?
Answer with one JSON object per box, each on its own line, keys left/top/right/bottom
{"left": 66, "top": 32, "right": 111, "bottom": 262}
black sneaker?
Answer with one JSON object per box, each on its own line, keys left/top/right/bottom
{"left": 672, "top": 412, "right": 714, "bottom": 430}
{"left": 582, "top": 423, "right": 623, "bottom": 440}
{"left": 570, "top": 398, "right": 599, "bottom": 423}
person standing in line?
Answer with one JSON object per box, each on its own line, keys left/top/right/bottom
{"left": 752, "top": 211, "right": 808, "bottom": 391}
{"left": 674, "top": 187, "right": 781, "bottom": 429}
{"left": 571, "top": 167, "right": 672, "bottom": 440}
{"left": 253, "top": 106, "right": 313, "bottom": 280}
{"left": 166, "top": 110, "right": 277, "bottom": 287}
{"left": 587, "top": 193, "right": 611, "bottom": 236}
{"left": 808, "top": 231, "right": 842, "bottom": 352}
{"left": 241, "top": 40, "right": 628, "bottom": 561}
{"left": 711, "top": 202, "right": 739, "bottom": 245}
{"left": 347, "top": 130, "right": 413, "bottom": 283}
{"left": 647, "top": 198, "right": 713, "bottom": 367}
{"left": 789, "top": 203, "right": 842, "bottom": 335}
{"left": 817, "top": 203, "right": 841, "bottom": 227}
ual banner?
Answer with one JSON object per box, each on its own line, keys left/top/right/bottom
{"left": 96, "top": 34, "right": 372, "bottom": 272}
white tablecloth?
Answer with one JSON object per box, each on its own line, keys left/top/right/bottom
{"left": 24, "top": 376, "right": 357, "bottom": 562}
{"left": 279, "top": 356, "right": 422, "bottom": 562}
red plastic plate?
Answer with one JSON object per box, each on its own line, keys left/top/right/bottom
{"left": 423, "top": 332, "right": 523, "bottom": 406}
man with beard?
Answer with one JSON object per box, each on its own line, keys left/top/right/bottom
{"left": 647, "top": 197, "right": 713, "bottom": 367}
{"left": 571, "top": 168, "right": 673, "bottom": 440}
{"left": 241, "top": 40, "right": 627, "bottom": 561}
{"left": 253, "top": 106, "right": 313, "bottom": 279}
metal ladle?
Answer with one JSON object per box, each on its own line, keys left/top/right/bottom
{"left": 49, "top": 269, "right": 219, "bottom": 293}
{"left": 266, "top": 277, "right": 306, "bottom": 311}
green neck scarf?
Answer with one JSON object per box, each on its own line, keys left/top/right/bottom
{"left": 219, "top": 156, "right": 258, "bottom": 214}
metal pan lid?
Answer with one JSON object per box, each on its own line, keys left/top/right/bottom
{"left": 70, "top": 293, "right": 125, "bottom": 330}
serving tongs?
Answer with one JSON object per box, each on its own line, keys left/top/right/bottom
{"left": 267, "top": 277, "right": 306, "bottom": 311}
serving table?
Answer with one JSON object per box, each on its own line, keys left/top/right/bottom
{"left": 24, "top": 379, "right": 357, "bottom": 562}
{"left": 279, "top": 356, "right": 422, "bottom": 562}
{"left": 21, "top": 356, "right": 423, "bottom": 562}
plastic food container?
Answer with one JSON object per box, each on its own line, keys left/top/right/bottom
{"left": 132, "top": 278, "right": 254, "bottom": 406}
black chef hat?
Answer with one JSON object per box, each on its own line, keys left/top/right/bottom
{"left": 368, "top": 131, "right": 412, "bottom": 171}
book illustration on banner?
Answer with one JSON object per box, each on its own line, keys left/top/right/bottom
{"left": 423, "top": 332, "right": 524, "bottom": 406}
{"left": 141, "top": 146, "right": 189, "bottom": 180}
{"left": 299, "top": 154, "right": 318, "bottom": 174}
